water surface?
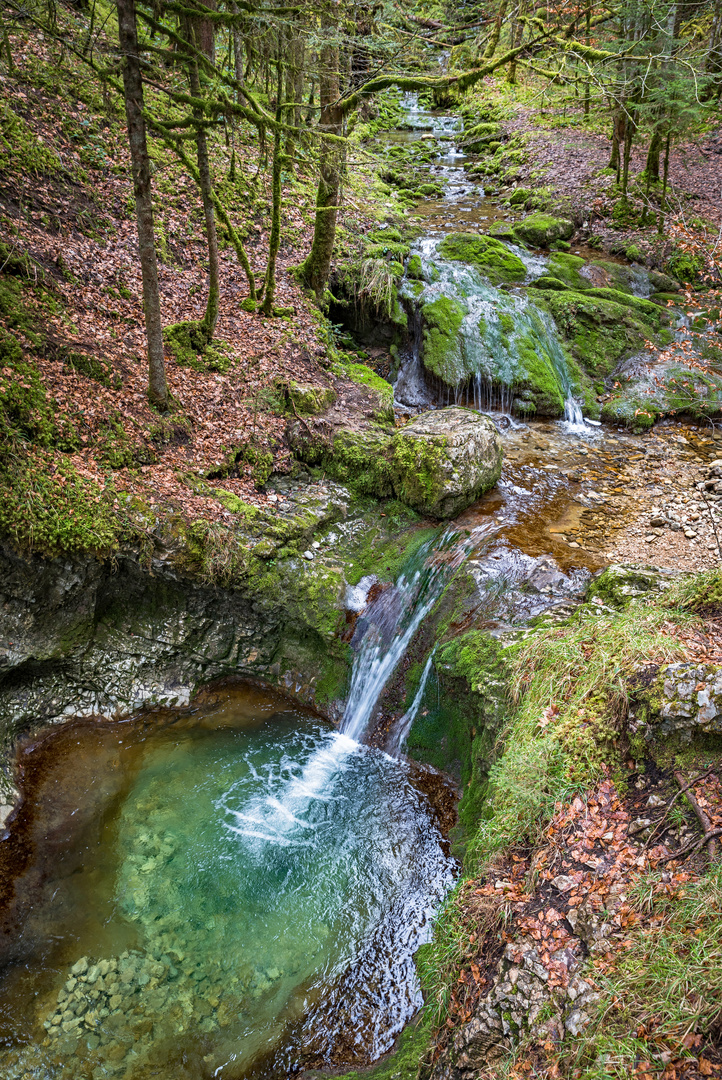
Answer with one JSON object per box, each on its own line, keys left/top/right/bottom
{"left": 0, "top": 686, "right": 454, "bottom": 1079}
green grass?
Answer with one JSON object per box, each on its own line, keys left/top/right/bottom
{"left": 571, "top": 865, "right": 722, "bottom": 1077}
{"left": 465, "top": 604, "right": 689, "bottom": 871}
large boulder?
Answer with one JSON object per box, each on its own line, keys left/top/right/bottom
{"left": 391, "top": 407, "right": 502, "bottom": 518}
{"left": 513, "top": 213, "right": 574, "bottom": 249}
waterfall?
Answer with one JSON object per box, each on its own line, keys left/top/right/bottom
{"left": 227, "top": 525, "right": 493, "bottom": 851}
{"left": 341, "top": 537, "right": 450, "bottom": 742}
{"left": 385, "top": 649, "right": 436, "bottom": 757}
{"left": 396, "top": 238, "right": 589, "bottom": 428}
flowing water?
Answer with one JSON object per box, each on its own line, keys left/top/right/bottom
{"left": 2, "top": 90, "right": 719, "bottom": 1080}
{"left": 0, "top": 685, "right": 455, "bottom": 1080}
{"left": 382, "top": 96, "right": 590, "bottom": 429}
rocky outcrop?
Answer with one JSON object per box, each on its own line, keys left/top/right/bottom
{"left": 390, "top": 408, "right": 503, "bottom": 518}
{"left": 0, "top": 480, "right": 364, "bottom": 794}
{"left": 289, "top": 407, "right": 503, "bottom": 518}
{"left": 654, "top": 662, "right": 722, "bottom": 738}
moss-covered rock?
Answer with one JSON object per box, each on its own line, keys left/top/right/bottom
{"left": 288, "top": 381, "right": 336, "bottom": 415}
{"left": 437, "top": 233, "right": 526, "bottom": 286}
{"left": 513, "top": 213, "right": 574, "bottom": 249}
{"left": 390, "top": 407, "right": 502, "bottom": 518}
{"left": 487, "top": 222, "right": 517, "bottom": 242}
{"left": 535, "top": 290, "right": 663, "bottom": 379}
{"left": 418, "top": 295, "right": 466, "bottom": 382}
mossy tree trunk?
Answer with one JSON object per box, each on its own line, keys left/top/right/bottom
{"left": 186, "top": 28, "right": 220, "bottom": 342}
{"left": 484, "top": 0, "right": 508, "bottom": 59}
{"left": 116, "top": 0, "right": 168, "bottom": 410}
{"left": 301, "top": 0, "right": 342, "bottom": 303}
{"left": 261, "top": 62, "right": 284, "bottom": 316}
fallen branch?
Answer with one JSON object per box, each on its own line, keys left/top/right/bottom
{"left": 675, "top": 768, "right": 718, "bottom": 859}
{"left": 644, "top": 766, "right": 718, "bottom": 849}
{"left": 660, "top": 827, "right": 722, "bottom": 862}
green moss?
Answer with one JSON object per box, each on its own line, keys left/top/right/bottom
{"left": 419, "top": 295, "right": 465, "bottom": 382}
{"left": 537, "top": 290, "right": 662, "bottom": 379}
{"left": 0, "top": 102, "right": 62, "bottom": 176}
{"left": 289, "top": 381, "right": 336, "bottom": 415}
{"left": 389, "top": 431, "right": 449, "bottom": 512}
{"left": 513, "top": 213, "right": 574, "bottom": 248}
{"left": 546, "top": 252, "right": 588, "bottom": 289}
{"left": 63, "top": 348, "right": 114, "bottom": 387}
{"left": 406, "top": 252, "right": 424, "bottom": 280}
{"left": 0, "top": 451, "right": 119, "bottom": 556}
{"left": 437, "top": 233, "right": 526, "bottom": 285}
{"left": 163, "top": 322, "right": 234, "bottom": 373}
{"left": 96, "top": 412, "right": 155, "bottom": 469}
{"left": 337, "top": 359, "right": 394, "bottom": 421}
{"left": 0, "top": 328, "right": 80, "bottom": 452}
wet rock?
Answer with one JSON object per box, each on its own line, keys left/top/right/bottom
{"left": 586, "top": 563, "right": 677, "bottom": 608}
{"left": 390, "top": 407, "right": 503, "bottom": 518}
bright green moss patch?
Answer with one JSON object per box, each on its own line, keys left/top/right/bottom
{"left": 163, "top": 322, "right": 234, "bottom": 373}
{"left": 337, "top": 359, "right": 394, "bottom": 420}
{"left": 0, "top": 451, "right": 120, "bottom": 556}
{"left": 419, "top": 295, "right": 465, "bottom": 381}
{"left": 513, "top": 213, "right": 574, "bottom": 248}
{"left": 437, "top": 233, "right": 526, "bottom": 285}
{"left": 536, "top": 290, "right": 661, "bottom": 378}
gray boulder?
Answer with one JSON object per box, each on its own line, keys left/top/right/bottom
{"left": 390, "top": 407, "right": 503, "bottom": 518}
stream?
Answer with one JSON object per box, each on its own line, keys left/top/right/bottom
{"left": 0, "top": 92, "right": 720, "bottom": 1080}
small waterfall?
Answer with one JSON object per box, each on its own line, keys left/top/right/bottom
{"left": 396, "top": 238, "right": 588, "bottom": 428}
{"left": 227, "top": 526, "right": 493, "bottom": 852}
{"left": 341, "top": 535, "right": 456, "bottom": 743}
{"left": 385, "top": 649, "right": 436, "bottom": 757}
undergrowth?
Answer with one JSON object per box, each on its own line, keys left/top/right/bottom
{"left": 465, "top": 604, "right": 689, "bottom": 871}
{"left": 570, "top": 865, "right": 722, "bottom": 1077}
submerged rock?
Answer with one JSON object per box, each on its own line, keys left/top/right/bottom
{"left": 390, "top": 407, "right": 502, "bottom": 518}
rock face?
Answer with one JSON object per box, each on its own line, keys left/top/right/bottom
{"left": 0, "top": 481, "right": 358, "bottom": 779}
{"left": 390, "top": 407, "right": 502, "bottom": 518}
{"left": 656, "top": 662, "right": 722, "bottom": 737}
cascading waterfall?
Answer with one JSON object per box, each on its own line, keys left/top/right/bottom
{"left": 396, "top": 237, "right": 588, "bottom": 427}
{"left": 225, "top": 527, "right": 490, "bottom": 857}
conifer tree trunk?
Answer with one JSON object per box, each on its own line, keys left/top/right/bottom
{"left": 116, "top": 0, "right": 168, "bottom": 409}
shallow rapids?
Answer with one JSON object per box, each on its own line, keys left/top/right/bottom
{"left": 0, "top": 689, "right": 454, "bottom": 1079}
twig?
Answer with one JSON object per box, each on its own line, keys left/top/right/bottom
{"left": 660, "top": 827, "right": 722, "bottom": 862}
{"left": 644, "top": 766, "right": 717, "bottom": 849}
{"left": 288, "top": 394, "right": 313, "bottom": 436}
{"left": 675, "top": 768, "right": 718, "bottom": 859}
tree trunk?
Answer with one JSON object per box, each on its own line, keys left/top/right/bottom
{"left": 187, "top": 27, "right": 220, "bottom": 340}
{"left": 609, "top": 107, "right": 626, "bottom": 174}
{"left": 116, "top": 0, "right": 168, "bottom": 409}
{"left": 484, "top": 0, "right": 508, "bottom": 59}
{"left": 301, "top": 0, "right": 342, "bottom": 302}
{"left": 658, "top": 131, "right": 671, "bottom": 233}
{"left": 645, "top": 127, "right": 662, "bottom": 183}
{"left": 262, "top": 63, "right": 284, "bottom": 316}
